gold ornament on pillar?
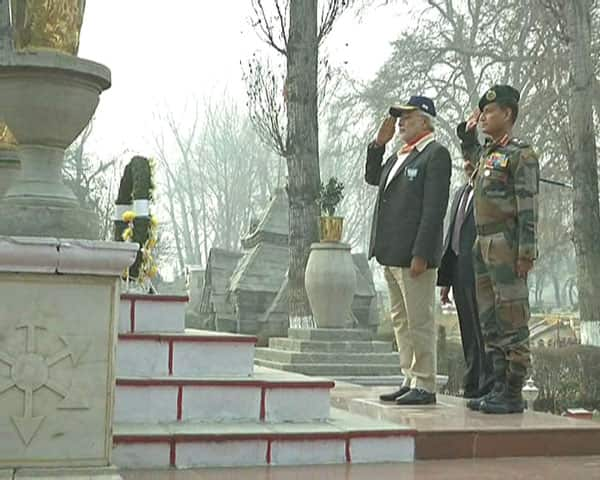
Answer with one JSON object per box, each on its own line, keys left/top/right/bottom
{"left": 11, "top": 0, "right": 86, "bottom": 55}
{"left": 0, "top": 122, "right": 17, "bottom": 150}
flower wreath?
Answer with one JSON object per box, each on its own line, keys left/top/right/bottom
{"left": 113, "top": 155, "right": 159, "bottom": 285}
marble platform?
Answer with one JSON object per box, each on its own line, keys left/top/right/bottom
{"left": 331, "top": 382, "right": 600, "bottom": 459}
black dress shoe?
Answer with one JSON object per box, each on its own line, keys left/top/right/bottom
{"left": 395, "top": 388, "right": 436, "bottom": 405}
{"left": 379, "top": 386, "right": 410, "bottom": 402}
{"left": 463, "top": 390, "right": 480, "bottom": 399}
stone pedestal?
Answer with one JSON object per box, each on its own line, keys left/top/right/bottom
{"left": 0, "top": 237, "right": 137, "bottom": 478}
{"left": 0, "top": 52, "right": 111, "bottom": 239}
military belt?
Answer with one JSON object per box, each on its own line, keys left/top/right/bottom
{"left": 476, "top": 223, "right": 507, "bottom": 236}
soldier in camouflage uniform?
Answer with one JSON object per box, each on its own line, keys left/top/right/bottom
{"left": 457, "top": 85, "right": 539, "bottom": 414}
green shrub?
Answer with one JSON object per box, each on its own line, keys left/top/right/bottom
{"left": 532, "top": 345, "right": 600, "bottom": 413}
{"left": 435, "top": 340, "right": 600, "bottom": 411}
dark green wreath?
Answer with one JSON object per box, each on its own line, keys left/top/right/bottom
{"left": 114, "top": 155, "right": 154, "bottom": 279}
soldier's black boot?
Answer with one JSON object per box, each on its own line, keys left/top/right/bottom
{"left": 467, "top": 350, "right": 506, "bottom": 411}
{"left": 480, "top": 373, "right": 525, "bottom": 414}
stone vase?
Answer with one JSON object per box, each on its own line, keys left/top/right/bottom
{"left": 305, "top": 242, "right": 356, "bottom": 328}
{"left": 0, "top": 52, "right": 111, "bottom": 239}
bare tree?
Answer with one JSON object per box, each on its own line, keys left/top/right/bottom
{"left": 153, "top": 98, "right": 280, "bottom": 277}
{"left": 62, "top": 122, "right": 121, "bottom": 240}
{"left": 557, "top": 0, "right": 600, "bottom": 343}
{"left": 246, "top": 0, "right": 352, "bottom": 327}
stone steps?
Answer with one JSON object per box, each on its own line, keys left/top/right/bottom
{"left": 255, "top": 347, "right": 399, "bottom": 365}
{"left": 269, "top": 337, "right": 393, "bottom": 353}
{"left": 254, "top": 359, "right": 402, "bottom": 377}
{"left": 287, "top": 328, "right": 373, "bottom": 342}
{"left": 113, "top": 294, "right": 415, "bottom": 469}
{"left": 117, "top": 329, "right": 256, "bottom": 377}
{"left": 113, "top": 408, "right": 416, "bottom": 468}
{"left": 115, "top": 373, "right": 333, "bottom": 424}
{"left": 120, "top": 293, "right": 188, "bottom": 333}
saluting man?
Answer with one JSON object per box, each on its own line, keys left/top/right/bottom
{"left": 366, "top": 96, "right": 451, "bottom": 406}
{"left": 457, "top": 85, "right": 540, "bottom": 414}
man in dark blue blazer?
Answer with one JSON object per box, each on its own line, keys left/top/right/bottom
{"left": 437, "top": 160, "right": 494, "bottom": 398}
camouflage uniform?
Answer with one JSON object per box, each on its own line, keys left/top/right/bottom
{"left": 458, "top": 99, "right": 540, "bottom": 413}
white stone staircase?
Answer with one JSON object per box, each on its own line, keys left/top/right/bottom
{"left": 112, "top": 294, "right": 415, "bottom": 468}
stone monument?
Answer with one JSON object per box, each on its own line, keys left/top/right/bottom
{"left": 0, "top": 2, "right": 137, "bottom": 479}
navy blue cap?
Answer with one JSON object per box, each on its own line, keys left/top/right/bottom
{"left": 390, "top": 96, "right": 437, "bottom": 118}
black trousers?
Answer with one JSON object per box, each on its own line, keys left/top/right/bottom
{"left": 451, "top": 256, "right": 494, "bottom": 395}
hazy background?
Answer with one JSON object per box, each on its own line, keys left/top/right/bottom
{"left": 78, "top": 1, "right": 404, "bottom": 160}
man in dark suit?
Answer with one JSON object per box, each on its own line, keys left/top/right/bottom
{"left": 437, "top": 160, "right": 494, "bottom": 398}
{"left": 365, "top": 96, "right": 451, "bottom": 405}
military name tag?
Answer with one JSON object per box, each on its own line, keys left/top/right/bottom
{"left": 406, "top": 167, "right": 418, "bottom": 180}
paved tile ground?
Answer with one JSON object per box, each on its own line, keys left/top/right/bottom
{"left": 122, "top": 456, "right": 600, "bottom": 480}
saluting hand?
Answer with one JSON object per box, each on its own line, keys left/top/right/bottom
{"left": 375, "top": 116, "right": 396, "bottom": 147}
{"left": 466, "top": 108, "right": 481, "bottom": 131}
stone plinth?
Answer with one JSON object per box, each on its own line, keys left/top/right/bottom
{"left": 0, "top": 236, "right": 136, "bottom": 473}
{"left": 255, "top": 328, "right": 402, "bottom": 378}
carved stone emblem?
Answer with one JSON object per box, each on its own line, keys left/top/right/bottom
{"left": 0, "top": 324, "right": 91, "bottom": 445}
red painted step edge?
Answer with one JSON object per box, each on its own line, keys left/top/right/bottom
{"left": 114, "top": 430, "right": 415, "bottom": 443}
{"left": 118, "top": 333, "right": 258, "bottom": 344}
{"left": 116, "top": 378, "right": 335, "bottom": 388}
{"left": 121, "top": 293, "right": 190, "bottom": 302}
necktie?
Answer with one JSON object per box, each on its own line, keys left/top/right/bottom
{"left": 451, "top": 185, "right": 472, "bottom": 255}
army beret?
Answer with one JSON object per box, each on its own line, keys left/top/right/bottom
{"left": 478, "top": 85, "right": 520, "bottom": 111}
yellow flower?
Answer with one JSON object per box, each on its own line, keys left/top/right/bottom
{"left": 122, "top": 210, "right": 137, "bottom": 223}
{"left": 148, "top": 265, "right": 159, "bottom": 278}
{"left": 122, "top": 228, "right": 133, "bottom": 241}
{"left": 146, "top": 238, "right": 157, "bottom": 249}
{"left": 150, "top": 215, "right": 159, "bottom": 227}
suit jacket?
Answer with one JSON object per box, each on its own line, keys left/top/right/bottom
{"left": 365, "top": 139, "right": 451, "bottom": 268}
{"left": 437, "top": 184, "right": 477, "bottom": 288}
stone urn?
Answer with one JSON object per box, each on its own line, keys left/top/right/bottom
{"left": 305, "top": 242, "right": 356, "bottom": 328}
{"left": 0, "top": 52, "right": 111, "bottom": 238}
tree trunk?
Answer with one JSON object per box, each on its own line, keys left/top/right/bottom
{"left": 286, "top": 0, "right": 320, "bottom": 329}
{"left": 551, "top": 274, "right": 562, "bottom": 308}
{"left": 565, "top": 0, "right": 600, "bottom": 345}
